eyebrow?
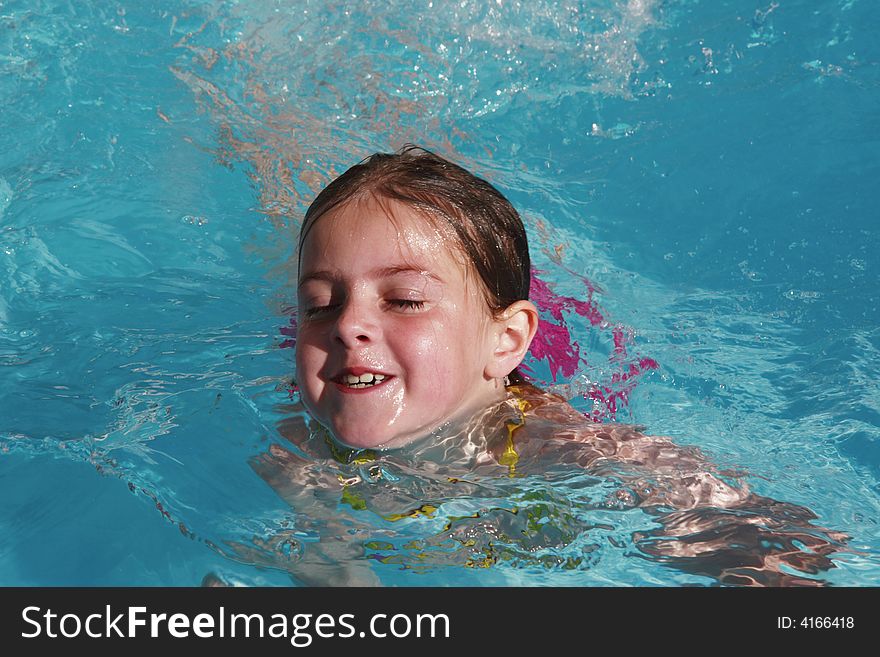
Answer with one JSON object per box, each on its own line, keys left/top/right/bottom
{"left": 298, "top": 265, "right": 445, "bottom": 288}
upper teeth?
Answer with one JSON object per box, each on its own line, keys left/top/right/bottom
{"left": 344, "top": 373, "right": 386, "bottom": 384}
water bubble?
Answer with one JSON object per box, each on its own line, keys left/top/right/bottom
{"left": 181, "top": 215, "right": 208, "bottom": 226}
{"left": 784, "top": 289, "right": 821, "bottom": 302}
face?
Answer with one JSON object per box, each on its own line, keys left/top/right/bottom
{"left": 295, "top": 196, "right": 504, "bottom": 449}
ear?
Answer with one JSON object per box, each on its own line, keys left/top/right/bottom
{"left": 485, "top": 300, "right": 539, "bottom": 380}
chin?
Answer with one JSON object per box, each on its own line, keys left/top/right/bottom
{"left": 329, "top": 421, "right": 395, "bottom": 450}
{"left": 329, "top": 421, "right": 421, "bottom": 451}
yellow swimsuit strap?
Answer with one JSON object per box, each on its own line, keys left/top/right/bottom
{"left": 498, "top": 385, "right": 531, "bottom": 476}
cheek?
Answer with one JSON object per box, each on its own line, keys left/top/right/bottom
{"left": 394, "top": 317, "right": 475, "bottom": 383}
{"left": 294, "top": 334, "right": 328, "bottom": 385}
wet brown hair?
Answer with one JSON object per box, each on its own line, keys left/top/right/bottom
{"left": 298, "top": 144, "right": 531, "bottom": 384}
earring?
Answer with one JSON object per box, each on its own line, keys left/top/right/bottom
{"left": 503, "top": 375, "right": 510, "bottom": 387}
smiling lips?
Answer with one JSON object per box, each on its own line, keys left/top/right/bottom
{"left": 332, "top": 368, "right": 393, "bottom": 391}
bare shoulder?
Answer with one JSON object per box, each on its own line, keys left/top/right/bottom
{"left": 510, "top": 383, "right": 750, "bottom": 509}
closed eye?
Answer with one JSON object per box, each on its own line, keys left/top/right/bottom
{"left": 388, "top": 299, "right": 425, "bottom": 312}
{"left": 303, "top": 304, "right": 339, "bottom": 319}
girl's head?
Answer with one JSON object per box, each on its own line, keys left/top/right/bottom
{"left": 295, "top": 145, "right": 538, "bottom": 449}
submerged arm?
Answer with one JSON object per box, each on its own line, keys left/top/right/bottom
{"left": 585, "top": 427, "right": 849, "bottom": 586}
{"left": 631, "top": 492, "right": 850, "bottom": 586}
{"left": 501, "top": 388, "right": 849, "bottom": 585}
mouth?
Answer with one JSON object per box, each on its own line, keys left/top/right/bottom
{"left": 331, "top": 368, "right": 394, "bottom": 392}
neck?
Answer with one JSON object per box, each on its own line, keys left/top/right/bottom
{"left": 387, "top": 383, "right": 516, "bottom": 458}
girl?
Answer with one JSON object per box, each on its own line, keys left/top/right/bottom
{"left": 246, "top": 145, "right": 846, "bottom": 586}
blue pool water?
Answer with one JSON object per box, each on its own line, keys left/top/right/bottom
{"left": 1, "top": 0, "right": 878, "bottom": 586}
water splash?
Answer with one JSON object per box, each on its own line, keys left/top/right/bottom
{"left": 168, "top": 0, "right": 661, "bottom": 227}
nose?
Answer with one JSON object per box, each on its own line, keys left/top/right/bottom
{"left": 332, "top": 296, "right": 378, "bottom": 348}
